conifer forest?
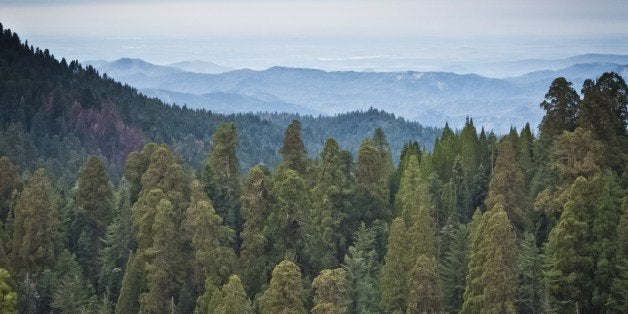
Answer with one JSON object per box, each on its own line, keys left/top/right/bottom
{"left": 0, "top": 22, "right": 627, "bottom": 314}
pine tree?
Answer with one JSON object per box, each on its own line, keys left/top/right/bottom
{"left": 183, "top": 180, "right": 236, "bottom": 309}
{"left": 312, "top": 268, "right": 348, "bottom": 314}
{"left": 381, "top": 155, "right": 438, "bottom": 312}
{"left": 578, "top": 72, "right": 627, "bottom": 173}
{"left": 75, "top": 156, "right": 113, "bottom": 283}
{"left": 214, "top": 275, "right": 252, "bottom": 314}
{"left": 239, "top": 165, "right": 273, "bottom": 296}
{"left": 268, "top": 169, "right": 308, "bottom": 267}
{"left": 461, "top": 209, "right": 488, "bottom": 313}
{"left": 481, "top": 204, "right": 518, "bottom": 313}
{"left": 258, "top": 260, "right": 306, "bottom": 314}
{"left": 432, "top": 123, "right": 461, "bottom": 182}
{"left": 140, "top": 198, "right": 182, "bottom": 313}
{"left": 354, "top": 138, "right": 390, "bottom": 223}
{"left": 608, "top": 198, "right": 628, "bottom": 312}
{"left": 0, "top": 156, "right": 19, "bottom": 223}
{"left": 516, "top": 233, "right": 543, "bottom": 313}
{"left": 279, "top": 120, "right": 308, "bottom": 175}
{"left": 114, "top": 252, "right": 144, "bottom": 314}
{"left": 441, "top": 222, "right": 469, "bottom": 312}
{"left": 538, "top": 77, "right": 581, "bottom": 141}
{"left": 343, "top": 223, "right": 381, "bottom": 313}
{"left": 98, "top": 182, "right": 133, "bottom": 303}
{"left": 485, "top": 139, "right": 529, "bottom": 232}
{"left": 305, "top": 138, "right": 350, "bottom": 274}
{"left": 48, "top": 250, "right": 96, "bottom": 313}
{"left": 406, "top": 254, "right": 443, "bottom": 314}
{"left": 10, "top": 168, "right": 59, "bottom": 278}
{"left": 202, "top": 122, "right": 241, "bottom": 233}
{"left": 0, "top": 268, "right": 17, "bottom": 313}
{"left": 543, "top": 176, "right": 592, "bottom": 312}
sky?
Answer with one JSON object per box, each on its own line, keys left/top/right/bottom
{"left": 1, "top": 0, "right": 627, "bottom": 71}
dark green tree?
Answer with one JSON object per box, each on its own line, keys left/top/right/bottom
{"left": 516, "top": 233, "right": 544, "bottom": 314}
{"left": 343, "top": 223, "right": 381, "bottom": 314}
{"left": 485, "top": 139, "right": 529, "bottom": 232}
{"left": 239, "top": 165, "right": 273, "bottom": 297}
{"left": 10, "top": 168, "right": 59, "bottom": 278}
{"left": 279, "top": 120, "right": 308, "bottom": 175}
{"left": 75, "top": 156, "right": 113, "bottom": 283}
{"left": 202, "top": 122, "right": 241, "bottom": 233}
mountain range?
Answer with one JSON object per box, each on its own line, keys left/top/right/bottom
{"left": 87, "top": 55, "right": 628, "bottom": 133}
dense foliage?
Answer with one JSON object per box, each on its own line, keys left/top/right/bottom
{"left": 0, "top": 25, "right": 626, "bottom": 313}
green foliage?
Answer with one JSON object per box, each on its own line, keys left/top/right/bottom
{"left": 202, "top": 122, "right": 241, "bottom": 233}
{"left": 183, "top": 180, "right": 236, "bottom": 303}
{"left": 311, "top": 268, "right": 348, "bottom": 314}
{"left": 279, "top": 120, "right": 308, "bottom": 175}
{"left": 213, "top": 275, "right": 252, "bottom": 314}
{"left": 579, "top": 72, "right": 627, "bottom": 173}
{"left": 114, "top": 251, "right": 144, "bottom": 314}
{"left": 516, "top": 233, "right": 544, "bottom": 313}
{"left": 239, "top": 165, "right": 273, "bottom": 296}
{"left": 463, "top": 206, "right": 518, "bottom": 313}
{"left": 343, "top": 223, "right": 381, "bottom": 314}
{"left": 259, "top": 260, "right": 306, "bottom": 314}
{"left": 406, "top": 254, "right": 443, "bottom": 314}
{"left": 440, "top": 222, "right": 469, "bottom": 312}
{"left": 0, "top": 268, "right": 17, "bottom": 313}
{"left": 10, "top": 168, "right": 60, "bottom": 278}
{"left": 75, "top": 156, "right": 113, "bottom": 283}
{"left": 0, "top": 157, "right": 19, "bottom": 223}
{"left": 268, "top": 169, "right": 308, "bottom": 267}
{"left": 485, "top": 139, "right": 529, "bottom": 232}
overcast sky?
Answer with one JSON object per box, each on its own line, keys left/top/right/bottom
{"left": 1, "top": 0, "right": 627, "bottom": 69}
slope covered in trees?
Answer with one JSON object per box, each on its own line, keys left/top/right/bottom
{"left": 0, "top": 25, "right": 626, "bottom": 314}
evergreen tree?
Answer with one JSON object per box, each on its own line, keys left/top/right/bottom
{"left": 139, "top": 198, "right": 182, "bottom": 313}
{"left": 75, "top": 156, "right": 113, "bottom": 283}
{"left": 214, "top": 275, "right": 252, "bottom": 314}
{"left": 440, "top": 222, "right": 469, "bottom": 312}
{"left": 354, "top": 138, "right": 390, "bottom": 223}
{"left": 578, "top": 72, "right": 627, "bottom": 173}
{"left": 432, "top": 123, "right": 461, "bottom": 183}
{"left": 10, "top": 168, "right": 59, "bottom": 278}
{"left": 239, "top": 165, "right": 273, "bottom": 296}
{"left": 485, "top": 139, "right": 529, "bottom": 232}
{"left": 183, "top": 180, "right": 236, "bottom": 310}
{"left": 516, "top": 233, "right": 544, "bottom": 314}
{"left": 279, "top": 120, "right": 308, "bottom": 175}
{"left": 381, "top": 155, "right": 438, "bottom": 313}
{"left": 202, "top": 122, "right": 241, "bottom": 233}
{"left": 0, "top": 156, "right": 19, "bottom": 222}
{"left": 114, "top": 252, "right": 144, "bottom": 314}
{"left": 98, "top": 182, "right": 133, "bottom": 303}
{"left": 311, "top": 268, "right": 348, "bottom": 314}
{"left": 538, "top": 77, "right": 581, "bottom": 141}
{"left": 268, "top": 169, "right": 308, "bottom": 267}
{"left": 343, "top": 223, "right": 381, "bottom": 313}
{"left": 0, "top": 268, "right": 17, "bottom": 313}
{"left": 48, "top": 250, "right": 96, "bottom": 313}
{"left": 608, "top": 198, "right": 628, "bottom": 312}
{"left": 544, "top": 177, "right": 591, "bottom": 312}
{"left": 258, "top": 260, "right": 306, "bottom": 314}
{"left": 481, "top": 204, "right": 517, "bottom": 313}
{"left": 406, "top": 254, "right": 443, "bottom": 314}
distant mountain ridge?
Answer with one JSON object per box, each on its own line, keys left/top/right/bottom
{"left": 88, "top": 56, "right": 628, "bottom": 132}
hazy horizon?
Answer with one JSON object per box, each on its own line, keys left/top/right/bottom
{"left": 1, "top": 0, "right": 628, "bottom": 75}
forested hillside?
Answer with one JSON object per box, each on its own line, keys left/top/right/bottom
{"left": 0, "top": 25, "right": 627, "bottom": 314}
{"left": 0, "top": 24, "right": 439, "bottom": 187}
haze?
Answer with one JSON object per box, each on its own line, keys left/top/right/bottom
{"left": 1, "top": 0, "right": 627, "bottom": 72}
